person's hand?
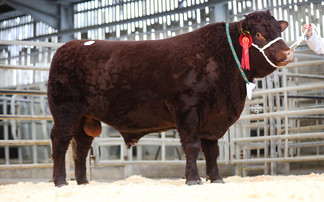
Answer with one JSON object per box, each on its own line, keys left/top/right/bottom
{"left": 302, "top": 22, "right": 312, "bottom": 37}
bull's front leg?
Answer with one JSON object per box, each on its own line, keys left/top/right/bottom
{"left": 201, "top": 138, "right": 225, "bottom": 183}
{"left": 174, "top": 107, "right": 203, "bottom": 186}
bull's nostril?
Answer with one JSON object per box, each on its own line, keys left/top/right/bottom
{"left": 284, "top": 50, "right": 293, "bottom": 59}
{"left": 287, "top": 51, "right": 294, "bottom": 61}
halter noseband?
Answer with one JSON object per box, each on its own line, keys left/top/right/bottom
{"left": 251, "top": 37, "right": 284, "bottom": 68}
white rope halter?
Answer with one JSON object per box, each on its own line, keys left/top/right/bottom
{"left": 251, "top": 37, "right": 284, "bottom": 68}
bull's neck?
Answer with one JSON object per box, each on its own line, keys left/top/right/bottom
{"left": 226, "top": 23, "right": 250, "bottom": 84}
{"left": 227, "top": 22, "right": 261, "bottom": 83}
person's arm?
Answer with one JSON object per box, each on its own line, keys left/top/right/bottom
{"left": 306, "top": 33, "right": 324, "bottom": 54}
{"left": 303, "top": 22, "right": 324, "bottom": 54}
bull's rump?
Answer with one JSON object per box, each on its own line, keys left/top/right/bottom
{"left": 48, "top": 39, "right": 181, "bottom": 132}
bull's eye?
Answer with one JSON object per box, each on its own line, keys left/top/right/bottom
{"left": 255, "top": 32, "right": 266, "bottom": 41}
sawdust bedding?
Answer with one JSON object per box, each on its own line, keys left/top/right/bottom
{"left": 1, "top": 173, "right": 324, "bottom": 202}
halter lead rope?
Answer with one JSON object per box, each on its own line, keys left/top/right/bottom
{"left": 290, "top": 29, "right": 308, "bottom": 52}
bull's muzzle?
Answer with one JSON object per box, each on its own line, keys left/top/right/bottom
{"left": 278, "top": 49, "right": 294, "bottom": 66}
{"left": 284, "top": 49, "right": 294, "bottom": 62}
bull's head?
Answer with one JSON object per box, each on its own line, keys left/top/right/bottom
{"left": 240, "top": 10, "right": 293, "bottom": 77}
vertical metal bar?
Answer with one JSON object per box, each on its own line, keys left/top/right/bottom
{"left": 263, "top": 78, "right": 268, "bottom": 175}
{"left": 283, "top": 68, "right": 289, "bottom": 159}
{"left": 86, "top": 150, "right": 91, "bottom": 181}
{"left": 10, "top": 95, "right": 18, "bottom": 140}
{"left": 297, "top": 118, "right": 301, "bottom": 156}
{"left": 242, "top": 117, "right": 247, "bottom": 176}
{"left": 40, "top": 83, "right": 49, "bottom": 162}
{"left": 120, "top": 143, "right": 125, "bottom": 161}
{"left": 267, "top": 76, "right": 276, "bottom": 175}
{"left": 322, "top": 88, "right": 324, "bottom": 129}
{"left": 295, "top": 59, "right": 300, "bottom": 157}
{"left": 285, "top": 115, "right": 289, "bottom": 158}
{"left": 92, "top": 138, "right": 100, "bottom": 166}
{"left": 257, "top": 124, "right": 260, "bottom": 158}
{"left": 31, "top": 96, "right": 38, "bottom": 164}
{"left": 137, "top": 145, "right": 143, "bottom": 160}
{"left": 288, "top": 67, "right": 293, "bottom": 157}
{"left": 161, "top": 132, "right": 165, "bottom": 161}
{"left": 224, "top": 131, "right": 229, "bottom": 163}
{"left": 242, "top": 144, "right": 246, "bottom": 177}
{"left": 274, "top": 71, "right": 282, "bottom": 159}
{"left": 219, "top": 140, "right": 224, "bottom": 161}
{"left": 10, "top": 93, "right": 23, "bottom": 163}
{"left": 126, "top": 144, "right": 133, "bottom": 179}
{"left": 3, "top": 98, "right": 10, "bottom": 165}
{"left": 229, "top": 126, "right": 235, "bottom": 165}
{"left": 128, "top": 145, "right": 133, "bottom": 161}
{"left": 16, "top": 86, "right": 23, "bottom": 164}
{"left": 17, "top": 118, "right": 23, "bottom": 164}
{"left": 40, "top": 84, "right": 48, "bottom": 139}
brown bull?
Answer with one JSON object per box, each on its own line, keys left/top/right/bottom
{"left": 48, "top": 10, "right": 293, "bottom": 187}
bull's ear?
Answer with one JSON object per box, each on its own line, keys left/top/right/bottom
{"left": 239, "top": 20, "right": 250, "bottom": 35}
{"left": 279, "top": 20, "right": 289, "bottom": 32}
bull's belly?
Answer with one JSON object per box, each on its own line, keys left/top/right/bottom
{"left": 106, "top": 115, "right": 176, "bottom": 135}
{"left": 91, "top": 103, "right": 176, "bottom": 135}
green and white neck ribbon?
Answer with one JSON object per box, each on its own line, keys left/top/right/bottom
{"left": 226, "top": 23, "right": 256, "bottom": 100}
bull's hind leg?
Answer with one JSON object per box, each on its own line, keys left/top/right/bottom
{"left": 201, "top": 138, "right": 224, "bottom": 183}
{"left": 50, "top": 103, "right": 85, "bottom": 187}
{"left": 71, "top": 126, "right": 94, "bottom": 185}
{"left": 51, "top": 124, "right": 73, "bottom": 187}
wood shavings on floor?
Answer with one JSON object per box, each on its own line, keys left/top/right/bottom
{"left": 1, "top": 173, "right": 324, "bottom": 202}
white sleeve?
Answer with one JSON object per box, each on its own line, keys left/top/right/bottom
{"left": 306, "top": 33, "right": 324, "bottom": 54}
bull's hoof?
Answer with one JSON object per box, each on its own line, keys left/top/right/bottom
{"left": 211, "top": 179, "right": 225, "bottom": 184}
{"left": 56, "top": 182, "right": 68, "bottom": 187}
{"left": 54, "top": 179, "right": 68, "bottom": 187}
{"left": 77, "top": 179, "right": 89, "bottom": 185}
{"left": 186, "top": 180, "right": 203, "bottom": 186}
{"left": 78, "top": 181, "right": 89, "bottom": 185}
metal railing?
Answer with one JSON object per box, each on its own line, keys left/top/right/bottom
{"left": 231, "top": 56, "right": 324, "bottom": 176}
{"left": 0, "top": 40, "right": 58, "bottom": 173}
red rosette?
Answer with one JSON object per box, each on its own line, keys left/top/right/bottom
{"left": 239, "top": 34, "right": 252, "bottom": 70}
